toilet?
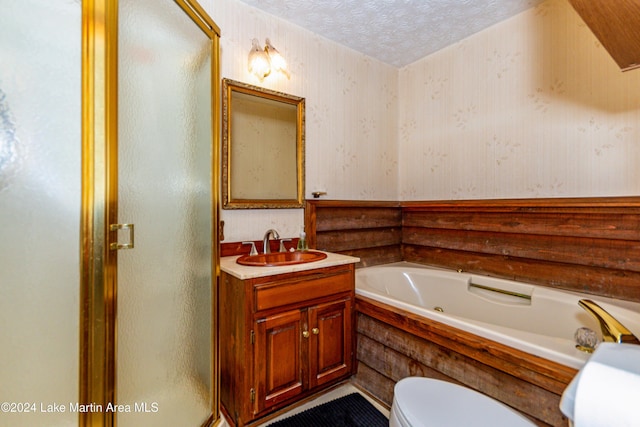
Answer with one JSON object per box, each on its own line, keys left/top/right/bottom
{"left": 389, "top": 377, "right": 535, "bottom": 427}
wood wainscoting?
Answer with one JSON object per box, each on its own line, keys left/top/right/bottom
{"left": 401, "top": 197, "right": 640, "bottom": 302}
{"left": 306, "top": 197, "right": 640, "bottom": 302}
{"left": 305, "top": 200, "right": 402, "bottom": 268}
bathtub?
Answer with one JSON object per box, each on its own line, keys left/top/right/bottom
{"left": 356, "top": 262, "right": 640, "bottom": 369}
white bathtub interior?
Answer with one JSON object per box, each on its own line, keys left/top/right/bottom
{"left": 356, "top": 262, "right": 640, "bottom": 369}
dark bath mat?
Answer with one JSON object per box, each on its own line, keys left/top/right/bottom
{"left": 266, "top": 393, "right": 388, "bottom": 427}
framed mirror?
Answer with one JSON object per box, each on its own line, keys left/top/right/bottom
{"left": 222, "top": 78, "right": 305, "bottom": 209}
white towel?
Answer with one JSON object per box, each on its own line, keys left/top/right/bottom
{"left": 573, "top": 343, "right": 640, "bottom": 427}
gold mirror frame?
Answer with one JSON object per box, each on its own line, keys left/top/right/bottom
{"left": 222, "top": 78, "right": 305, "bottom": 209}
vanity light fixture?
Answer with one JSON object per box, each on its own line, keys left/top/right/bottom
{"left": 248, "top": 38, "right": 289, "bottom": 81}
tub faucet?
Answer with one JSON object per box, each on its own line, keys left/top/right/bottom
{"left": 578, "top": 299, "right": 640, "bottom": 345}
{"left": 262, "top": 229, "right": 280, "bottom": 254}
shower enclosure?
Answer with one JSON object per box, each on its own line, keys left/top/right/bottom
{"left": 0, "top": 1, "right": 220, "bottom": 426}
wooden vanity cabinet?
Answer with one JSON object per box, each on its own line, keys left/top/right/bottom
{"left": 220, "top": 263, "right": 356, "bottom": 427}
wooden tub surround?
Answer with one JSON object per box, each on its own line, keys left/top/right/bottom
{"left": 354, "top": 296, "right": 576, "bottom": 426}
{"left": 304, "top": 197, "right": 640, "bottom": 426}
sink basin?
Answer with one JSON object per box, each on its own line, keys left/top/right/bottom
{"left": 236, "top": 250, "right": 328, "bottom": 267}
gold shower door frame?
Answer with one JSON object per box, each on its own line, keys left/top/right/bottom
{"left": 79, "top": 1, "right": 221, "bottom": 426}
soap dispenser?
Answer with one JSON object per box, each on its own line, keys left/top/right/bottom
{"left": 296, "top": 228, "right": 308, "bottom": 251}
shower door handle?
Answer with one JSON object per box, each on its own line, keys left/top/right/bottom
{"left": 110, "top": 223, "right": 135, "bottom": 250}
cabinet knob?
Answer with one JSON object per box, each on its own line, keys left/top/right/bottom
{"left": 312, "top": 328, "right": 320, "bottom": 335}
{"left": 302, "top": 330, "right": 310, "bottom": 338}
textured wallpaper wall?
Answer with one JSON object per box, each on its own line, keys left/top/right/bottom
{"left": 399, "top": 0, "right": 640, "bottom": 200}
{"left": 211, "top": 0, "right": 640, "bottom": 243}
{"left": 214, "top": 0, "right": 398, "bottom": 242}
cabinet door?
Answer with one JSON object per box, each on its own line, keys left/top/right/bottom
{"left": 308, "top": 298, "right": 353, "bottom": 389}
{"left": 254, "top": 309, "right": 306, "bottom": 414}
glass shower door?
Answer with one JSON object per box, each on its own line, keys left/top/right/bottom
{"left": 0, "top": 2, "right": 81, "bottom": 426}
{"left": 116, "top": 0, "right": 213, "bottom": 425}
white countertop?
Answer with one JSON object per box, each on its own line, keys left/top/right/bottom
{"left": 220, "top": 251, "right": 360, "bottom": 280}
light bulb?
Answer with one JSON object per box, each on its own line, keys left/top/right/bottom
{"left": 265, "top": 38, "right": 290, "bottom": 79}
{"left": 248, "top": 38, "right": 270, "bottom": 80}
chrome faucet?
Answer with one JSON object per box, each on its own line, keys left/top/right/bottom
{"left": 262, "top": 229, "right": 280, "bottom": 254}
{"left": 579, "top": 299, "right": 640, "bottom": 345}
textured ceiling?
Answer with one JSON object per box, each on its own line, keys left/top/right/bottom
{"left": 236, "top": 0, "right": 544, "bottom": 68}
